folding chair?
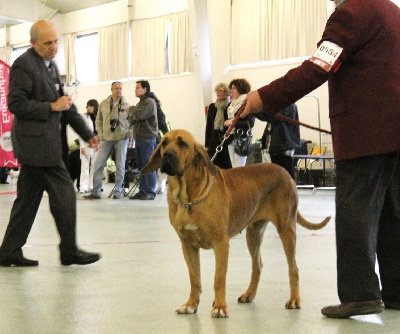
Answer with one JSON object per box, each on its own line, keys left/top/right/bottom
{"left": 108, "top": 148, "right": 140, "bottom": 198}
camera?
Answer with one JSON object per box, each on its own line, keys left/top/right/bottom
{"left": 110, "top": 119, "right": 119, "bottom": 132}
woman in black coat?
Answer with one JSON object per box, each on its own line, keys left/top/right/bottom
{"left": 205, "top": 83, "right": 232, "bottom": 169}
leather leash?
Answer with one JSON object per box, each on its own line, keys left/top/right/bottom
{"left": 210, "top": 106, "right": 331, "bottom": 162}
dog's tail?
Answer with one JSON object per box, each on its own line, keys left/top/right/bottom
{"left": 297, "top": 211, "right": 330, "bottom": 230}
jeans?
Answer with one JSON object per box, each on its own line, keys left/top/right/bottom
{"left": 91, "top": 139, "right": 128, "bottom": 196}
{"left": 135, "top": 137, "right": 157, "bottom": 197}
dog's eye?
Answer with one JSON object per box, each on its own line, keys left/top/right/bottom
{"left": 177, "top": 137, "right": 189, "bottom": 148}
{"left": 161, "top": 138, "right": 169, "bottom": 147}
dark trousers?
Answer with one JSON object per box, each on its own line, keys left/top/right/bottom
{"left": 270, "top": 153, "right": 295, "bottom": 180}
{"left": 335, "top": 152, "right": 400, "bottom": 303}
{"left": 0, "top": 163, "right": 78, "bottom": 258}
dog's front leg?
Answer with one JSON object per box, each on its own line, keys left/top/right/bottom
{"left": 211, "top": 238, "right": 230, "bottom": 318}
{"left": 176, "top": 241, "right": 201, "bottom": 315}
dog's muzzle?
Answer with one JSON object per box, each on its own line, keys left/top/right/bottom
{"left": 161, "top": 150, "right": 184, "bottom": 176}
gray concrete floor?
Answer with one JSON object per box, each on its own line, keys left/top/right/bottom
{"left": 0, "top": 182, "right": 399, "bottom": 334}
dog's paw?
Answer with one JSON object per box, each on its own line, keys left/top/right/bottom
{"left": 238, "top": 292, "right": 255, "bottom": 303}
{"left": 285, "top": 299, "right": 301, "bottom": 309}
{"left": 211, "top": 306, "right": 229, "bottom": 318}
{"left": 176, "top": 304, "right": 197, "bottom": 315}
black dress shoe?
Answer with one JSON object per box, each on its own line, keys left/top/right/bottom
{"left": 321, "top": 300, "right": 383, "bottom": 318}
{"left": 140, "top": 194, "right": 155, "bottom": 200}
{"left": 60, "top": 249, "right": 101, "bottom": 266}
{"left": 130, "top": 192, "right": 144, "bottom": 200}
{"left": 384, "top": 301, "right": 400, "bottom": 310}
{"left": 83, "top": 194, "right": 101, "bottom": 200}
{"left": 0, "top": 256, "right": 39, "bottom": 267}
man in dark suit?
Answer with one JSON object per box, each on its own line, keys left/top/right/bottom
{"left": 0, "top": 20, "right": 101, "bottom": 267}
{"left": 241, "top": 0, "right": 400, "bottom": 318}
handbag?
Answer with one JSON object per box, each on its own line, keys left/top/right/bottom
{"left": 233, "top": 128, "right": 253, "bottom": 156}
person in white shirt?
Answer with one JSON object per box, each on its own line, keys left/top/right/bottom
{"left": 224, "top": 79, "right": 255, "bottom": 167}
{"left": 78, "top": 99, "right": 99, "bottom": 193}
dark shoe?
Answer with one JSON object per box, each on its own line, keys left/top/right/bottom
{"left": 0, "top": 255, "right": 39, "bottom": 267}
{"left": 112, "top": 192, "right": 121, "bottom": 199}
{"left": 384, "top": 301, "right": 400, "bottom": 310}
{"left": 83, "top": 194, "right": 101, "bottom": 200}
{"left": 140, "top": 194, "right": 155, "bottom": 200}
{"left": 60, "top": 249, "right": 101, "bottom": 266}
{"left": 321, "top": 300, "right": 383, "bottom": 318}
{"left": 130, "top": 192, "right": 144, "bottom": 200}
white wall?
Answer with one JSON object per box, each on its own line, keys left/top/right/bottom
{"left": 230, "top": 59, "right": 329, "bottom": 145}
{"left": 68, "top": 74, "right": 204, "bottom": 146}
{"left": 2, "top": 0, "right": 331, "bottom": 147}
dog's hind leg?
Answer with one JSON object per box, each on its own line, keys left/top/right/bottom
{"left": 278, "top": 222, "right": 301, "bottom": 309}
{"left": 176, "top": 241, "right": 202, "bottom": 315}
{"left": 238, "top": 221, "right": 267, "bottom": 303}
{"left": 211, "top": 237, "right": 230, "bottom": 318}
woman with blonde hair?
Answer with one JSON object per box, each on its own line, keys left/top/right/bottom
{"left": 205, "top": 83, "right": 232, "bottom": 169}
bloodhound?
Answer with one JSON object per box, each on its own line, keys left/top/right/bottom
{"left": 141, "top": 129, "right": 330, "bottom": 318}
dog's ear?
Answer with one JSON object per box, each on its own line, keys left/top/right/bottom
{"left": 141, "top": 142, "right": 162, "bottom": 174}
{"left": 193, "top": 143, "right": 216, "bottom": 174}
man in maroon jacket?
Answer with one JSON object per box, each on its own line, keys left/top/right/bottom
{"left": 241, "top": 0, "right": 400, "bottom": 318}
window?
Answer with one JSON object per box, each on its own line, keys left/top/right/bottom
{"left": 75, "top": 33, "right": 99, "bottom": 83}
{"left": 11, "top": 46, "right": 30, "bottom": 64}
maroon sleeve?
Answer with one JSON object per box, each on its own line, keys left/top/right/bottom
{"left": 257, "top": 60, "right": 329, "bottom": 115}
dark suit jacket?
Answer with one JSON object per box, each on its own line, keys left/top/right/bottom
{"left": 8, "top": 48, "right": 93, "bottom": 166}
{"left": 257, "top": 0, "right": 400, "bottom": 161}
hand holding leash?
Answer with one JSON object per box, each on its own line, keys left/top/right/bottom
{"left": 240, "top": 90, "right": 263, "bottom": 118}
{"left": 211, "top": 106, "right": 246, "bottom": 162}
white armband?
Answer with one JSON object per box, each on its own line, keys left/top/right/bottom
{"left": 310, "top": 41, "right": 343, "bottom": 72}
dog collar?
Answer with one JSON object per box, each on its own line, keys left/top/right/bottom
{"left": 168, "top": 176, "right": 214, "bottom": 208}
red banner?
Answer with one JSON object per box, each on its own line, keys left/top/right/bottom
{"left": 0, "top": 60, "right": 19, "bottom": 167}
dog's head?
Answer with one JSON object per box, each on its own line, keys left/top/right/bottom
{"left": 141, "top": 129, "right": 215, "bottom": 177}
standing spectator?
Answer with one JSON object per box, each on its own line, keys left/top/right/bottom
{"left": 225, "top": 79, "right": 255, "bottom": 167}
{"left": 84, "top": 82, "right": 130, "bottom": 200}
{"left": 148, "top": 91, "right": 169, "bottom": 142}
{"left": 78, "top": 99, "right": 99, "bottom": 193}
{"left": 241, "top": 0, "right": 400, "bottom": 318}
{"left": 0, "top": 20, "right": 101, "bottom": 267}
{"left": 148, "top": 91, "right": 169, "bottom": 194}
{"left": 129, "top": 80, "right": 158, "bottom": 200}
{"left": 259, "top": 104, "right": 300, "bottom": 179}
{"left": 205, "top": 83, "right": 231, "bottom": 169}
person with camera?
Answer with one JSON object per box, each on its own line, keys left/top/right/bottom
{"left": 84, "top": 81, "right": 130, "bottom": 200}
{"left": 129, "top": 80, "right": 158, "bottom": 200}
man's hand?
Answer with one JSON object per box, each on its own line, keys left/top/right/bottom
{"left": 51, "top": 96, "right": 72, "bottom": 112}
{"left": 240, "top": 90, "right": 264, "bottom": 118}
{"left": 88, "top": 136, "right": 99, "bottom": 150}
{"left": 80, "top": 147, "right": 86, "bottom": 155}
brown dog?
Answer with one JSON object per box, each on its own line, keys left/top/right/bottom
{"left": 142, "top": 129, "right": 330, "bottom": 318}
